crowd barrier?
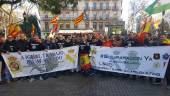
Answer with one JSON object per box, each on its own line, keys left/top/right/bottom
{"left": 1, "top": 46, "right": 170, "bottom": 79}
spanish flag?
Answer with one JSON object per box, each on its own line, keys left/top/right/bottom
{"left": 137, "top": 18, "right": 152, "bottom": 44}
{"left": 50, "top": 16, "right": 58, "bottom": 24}
{"left": 74, "top": 13, "right": 84, "bottom": 26}
{"left": 80, "top": 53, "right": 92, "bottom": 71}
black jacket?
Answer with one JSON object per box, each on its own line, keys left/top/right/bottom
{"left": 15, "top": 39, "right": 29, "bottom": 52}
{"left": 3, "top": 40, "right": 17, "bottom": 52}
{"left": 29, "top": 40, "right": 46, "bottom": 51}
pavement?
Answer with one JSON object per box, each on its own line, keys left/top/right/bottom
{"left": 0, "top": 73, "right": 170, "bottom": 96}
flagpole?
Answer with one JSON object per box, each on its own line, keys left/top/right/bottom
{"left": 161, "top": 10, "right": 165, "bottom": 35}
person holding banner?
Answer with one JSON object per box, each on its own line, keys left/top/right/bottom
{"left": 45, "top": 37, "right": 59, "bottom": 50}
{"left": 15, "top": 34, "right": 30, "bottom": 52}
{"left": 2, "top": 35, "right": 17, "bottom": 83}
{"left": 28, "top": 35, "right": 47, "bottom": 82}
{"left": 64, "top": 37, "right": 73, "bottom": 47}
{"left": 0, "top": 36, "right": 5, "bottom": 84}
{"left": 44, "top": 37, "right": 60, "bottom": 78}
{"left": 79, "top": 36, "right": 92, "bottom": 76}
{"left": 57, "top": 36, "right": 65, "bottom": 49}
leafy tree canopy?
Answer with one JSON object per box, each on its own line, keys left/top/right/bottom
{"left": 0, "top": 0, "right": 78, "bottom": 14}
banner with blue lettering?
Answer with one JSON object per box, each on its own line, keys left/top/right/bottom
{"left": 2, "top": 46, "right": 79, "bottom": 78}
{"left": 90, "top": 46, "right": 170, "bottom": 78}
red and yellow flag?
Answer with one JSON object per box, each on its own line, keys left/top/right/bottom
{"left": 50, "top": 16, "right": 58, "bottom": 24}
{"left": 50, "top": 16, "right": 59, "bottom": 33}
{"left": 74, "top": 13, "right": 84, "bottom": 26}
{"left": 7, "top": 24, "right": 21, "bottom": 38}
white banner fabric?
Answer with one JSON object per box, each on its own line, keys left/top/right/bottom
{"left": 2, "top": 46, "right": 79, "bottom": 78}
{"left": 90, "top": 46, "right": 170, "bottom": 78}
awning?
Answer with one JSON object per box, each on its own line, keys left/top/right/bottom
{"left": 58, "top": 29, "right": 93, "bottom": 33}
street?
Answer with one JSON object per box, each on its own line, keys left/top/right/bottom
{"left": 0, "top": 73, "right": 170, "bottom": 96}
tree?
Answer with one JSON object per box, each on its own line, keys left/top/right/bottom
{"left": 0, "top": 0, "right": 78, "bottom": 14}
{"left": 127, "top": 0, "right": 148, "bottom": 32}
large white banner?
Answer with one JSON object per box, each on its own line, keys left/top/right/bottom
{"left": 2, "top": 46, "right": 79, "bottom": 78}
{"left": 90, "top": 46, "right": 170, "bottom": 78}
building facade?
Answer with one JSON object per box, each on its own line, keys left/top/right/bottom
{"left": 40, "top": 0, "right": 124, "bottom": 36}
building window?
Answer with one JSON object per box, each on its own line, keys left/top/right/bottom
{"left": 106, "top": 2, "right": 109, "bottom": 9}
{"left": 60, "top": 23, "right": 64, "bottom": 29}
{"left": 45, "top": 15, "right": 48, "bottom": 18}
{"left": 100, "top": 2, "right": 103, "bottom": 9}
{"left": 74, "top": 24, "right": 78, "bottom": 29}
{"left": 93, "top": 14, "right": 97, "bottom": 20}
{"left": 99, "top": 22, "right": 103, "bottom": 30}
{"left": 45, "top": 22, "right": 49, "bottom": 32}
{"left": 66, "top": 23, "right": 70, "bottom": 29}
{"left": 93, "top": 22, "right": 97, "bottom": 29}
{"left": 85, "top": 2, "right": 89, "bottom": 10}
{"left": 114, "top": 2, "right": 117, "bottom": 9}
{"left": 85, "top": 22, "right": 89, "bottom": 29}
{"left": 93, "top": 2, "right": 97, "bottom": 9}
{"left": 106, "top": 14, "right": 109, "bottom": 19}
{"left": 99, "top": 13, "right": 103, "bottom": 20}
{"left": 105, "top": 22, "right": 109, "bottom": 27}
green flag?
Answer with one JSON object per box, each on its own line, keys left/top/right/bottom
{"left": 145, "top": 0, "right": 170, "bottom": 15}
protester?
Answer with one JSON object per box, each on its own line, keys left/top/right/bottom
{"left": 28, "top": 35, "right": 46, "bottom": 82}
{"left": 2, "top": 35, "right": 17, "bottom": 83}
{"left": 0, "top": 32, "right": 169, "bottom": 89}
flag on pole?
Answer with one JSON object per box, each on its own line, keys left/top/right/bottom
{"left": 154, "top": 19, "right": 161, "bottom": 29}
{"left": 145, "top": 0, "right": 170, "bottom": 15}
{"left": 50, "top": 16, "right": 59, "bottom": 33}
{"left": 137, "top": 18, "right": 152, "bottom": 44}
{"left": 50, "top": 16, "right": 58, "bottom": 24}
{"left": 51, "top": 24, "right": 59, "bottom": 33}
{"left": 74, "top": 13, "right": 84, "bottom": 26}
{"left": 8, "top": 24, "right": 21, "bottom": 38}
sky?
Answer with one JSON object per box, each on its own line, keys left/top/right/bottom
{"left": 121, "top": 0, "right": 130, "bottom": 21}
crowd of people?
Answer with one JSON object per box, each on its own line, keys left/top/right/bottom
{"left": 0, "top": 32, "right": 170, "bottom": 88}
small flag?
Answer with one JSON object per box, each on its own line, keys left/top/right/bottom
{"left": 50, "top": 16, "right": 59, "bottom": 33}
{"left": 74, "top": 13, "right": 84, "bottom": 26}
{"left": 50, "top": 16, "right": 58, "bottom": 24}
{"left": 51, "top": 24, "right": 59, "bottom": 33}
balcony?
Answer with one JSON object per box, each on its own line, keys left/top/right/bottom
{"left": 112, "top": 7, "right": 119, "bottom": 11}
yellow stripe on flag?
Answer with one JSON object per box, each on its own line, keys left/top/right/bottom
{"left": 143, "top": 21, "right": 151, "bottom": 33}
{"left": 74, "top": 13, "right": 84, "bottom": 26}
